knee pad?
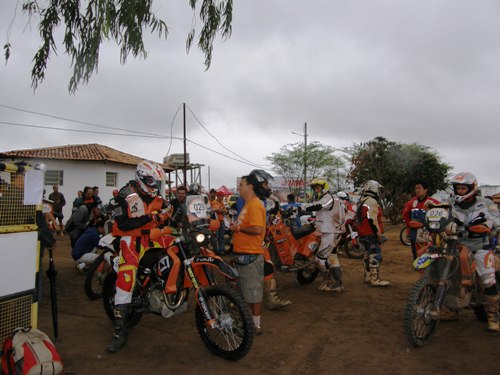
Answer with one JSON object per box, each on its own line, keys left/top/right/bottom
{"left": 317, "top": 245, "right": 334, "bottom": 259}
{"left": 315, "top": 254, "right": 328, "bottom": 272}
{"left": 328, "top": 253, "right": 340, "bottom": 268}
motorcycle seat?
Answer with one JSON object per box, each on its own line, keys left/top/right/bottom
{"left": 291, "top": 225, "right": 316, "bottom": 240}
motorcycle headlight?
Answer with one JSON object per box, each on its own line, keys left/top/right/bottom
{"left": 428, "top": 222, "right": 441, "bottom": 231}
{"left": 195, "top": 233, "right": 206, "bottom": 243}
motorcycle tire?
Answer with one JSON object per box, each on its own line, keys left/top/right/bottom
{"left": 400, "top": 226, "right": 411, "bottom": 246}
{"left": 404, "top": 277, "right": 439, "bottom": 347}
{"left": 294, "top": 265, "right": 319, "bottom": 285}
{"left": 343, "top": 240, "right": 364, "bottom": 259}
{"left": 84, "top": 253, "right": 111, "bottom": 300}
{"left": 102, "top": 272, "right": 143, "bottom": 328}
{"left": 195, "top": 285, "right": 254, "bottom": 361}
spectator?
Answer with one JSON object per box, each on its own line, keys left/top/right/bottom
{"left": 48, "top": 184, "right": 66, "bottom": 235}
{"left": 169, "top": 186, "right": 187, "bottom": 226}
{"left": 230, "top": 174, "right": 267, "bottom": 335}
{"left": 209, "top": 189, "right": 227, "bottom": 255}
{"left": 67, "top": 199, "right": 100, "bottom": 248}
{"left": 93, "top": 186, "right": 103, "bottom": 205}
{"left": 73, "top": 220, "right": 106, "bottom": 272}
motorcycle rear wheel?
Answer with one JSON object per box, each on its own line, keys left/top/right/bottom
{"left": 195, "top": 285, "right": 254, "bottom": 361}
{"left": 102, "top": 272, "right": 143, "bottom": 328}
{"left": 400, "top": 226, "right": 411, "bottom": 246}
{"left": 404, "top": 277, "right": 439, "bottom": 347}
{"left": 343, "top": 240, "right": 364, "bottom": 259}
{"left": 84, "top": 253, "right": 111, "bottom": 300}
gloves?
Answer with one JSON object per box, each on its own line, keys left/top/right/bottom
{"left": 305, "top": 204, "right": 322, "bottom": 212}
{"left": 149, "top": 211, "right": 170, "bottom": 224}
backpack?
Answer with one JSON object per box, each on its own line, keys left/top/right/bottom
{"left": 1, "top": 327, "right": 63, "bottom": 375}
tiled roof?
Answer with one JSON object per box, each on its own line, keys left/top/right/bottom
{"left": 0, "top": 143, "right": 173, "bottom": 170}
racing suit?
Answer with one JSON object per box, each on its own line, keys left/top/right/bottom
{"left": 357, "top": 194, "right": 389, "bottom": 286}
{"left": 450, "top": 196, "right": 500, "bottom": 331}
{"left": 106, "top": 180, "right": 168, "bottom": 352}
{"left": 305, "top": 191, "right": 345, "bottom": 292}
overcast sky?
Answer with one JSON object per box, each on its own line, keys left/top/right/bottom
{"left": 1, "top": 0, "right": 499, "bottom": 190}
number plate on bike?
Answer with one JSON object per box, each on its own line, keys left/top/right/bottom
{"left": 426, "top": 207, "right": 449, "bottom": 222}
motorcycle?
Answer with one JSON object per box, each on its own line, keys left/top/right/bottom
{"left": 404, "top": 203, "right": 496, "bottom": 347}
{"left": 265, "top": 201, "right": 321, "bottom": 284}
{"left": 102, "top": 195, "right": 255, "bottom": 360}
{"left": 338, "top": 202, "right": 363, "bottom": 259}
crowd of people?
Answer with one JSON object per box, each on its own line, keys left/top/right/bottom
{"left": 28, "top": 160, "right": 500, "bottom": 352}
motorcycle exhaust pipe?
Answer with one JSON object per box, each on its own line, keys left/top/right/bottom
{"left": 286, "top": 259, "right": 317, "bottom": 272}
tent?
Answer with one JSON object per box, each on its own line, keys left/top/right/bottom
{"left": 216, "top": 185, "right": 233, "bottom": 196}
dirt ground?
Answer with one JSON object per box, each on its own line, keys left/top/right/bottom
{"left": 37, "top": 222, "right": 499, "bottom": 375}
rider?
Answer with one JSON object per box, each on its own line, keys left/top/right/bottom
{"left": 357, "top": 180, "right": 390, "bottom": 287}
{"left": 449, "top": 171, "right": 500, "bottom": 332}
{"left": 106, "top": 160, "right": 170, "bottom": 353}
{"left": 401, "top": 181, "right": 440, "bottom": 260}
{"left": 304, "top": 178, "right": 346, "bottom": 292}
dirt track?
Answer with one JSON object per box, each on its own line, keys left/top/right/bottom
{"left": 37, "top": 223, "right": 499, "bottom": 375}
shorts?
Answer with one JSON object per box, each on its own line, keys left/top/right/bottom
{"left": 236, "top": 254, "right": 264, "bottom": 304}
{"left": 53, "top": 211, "right": 64, "bottom": 219}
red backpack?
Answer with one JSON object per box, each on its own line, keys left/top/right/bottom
{"left": 1, "top": 327, "right": 63, "bottom": 375}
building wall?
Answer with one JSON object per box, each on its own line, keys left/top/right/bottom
{"left": 26, "top": 159, "right": 135, "bottom": 222}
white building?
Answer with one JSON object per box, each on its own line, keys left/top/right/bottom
{"left": 0, "top": 143, "right": 172, "bottom": 222}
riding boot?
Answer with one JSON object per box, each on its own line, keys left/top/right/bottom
{"left": 328, "top": 267, "right": 344, "bottom": 292}
{"left": 369, "top": 265, "right": 390, "bottom": 287}
{"left": 484, "top": 295, "right": 500, "bottom": 332}
{"left": 106, "top": 304, "right": 130, "bottom": 353}
{"left": 265, "top": 279, "right": 291, "bottom": 310}
{"left": 363, "top": 258, "right": 371, "bottom": 284}
{"left": 318, "top": 271, "right": 332, "bottom": 291}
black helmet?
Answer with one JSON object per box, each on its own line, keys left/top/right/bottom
{"left": 248, "top": 169, "right": 273, "bottom": 199}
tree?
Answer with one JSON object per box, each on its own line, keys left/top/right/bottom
{"left": 348, "top": 136, "right": 450, "bottom": 223}
{"left": 266, "top": 141, "right": 346, "bottom": 197}
{"left": 3, "top": 0, "right": 233, "bottom": 93}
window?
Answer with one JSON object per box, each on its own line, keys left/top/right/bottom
{"left": 45, "top": 170, "right": 63, "bottom": 186}
{"left": 106, "top": 172, "right": 118, "bottom": 187}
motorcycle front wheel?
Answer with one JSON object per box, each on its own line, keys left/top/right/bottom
{"left": 84, "top": 253, "right": 111, "bottom": 300}
{"left": 294, "top": 262, "right": 319, "bottom": 285}
{"left": 400, "top": 226, "right": 411, "bottom": 246}
{"left": 195, "top": 285, "right": 254, "bottom": 361}
{"left": 343, "top": 240, "right": 364, "bottom": 259}
{"left": 404, "top": 277, "right": 439, "bottom": 347}
{"left": 102, "top": 272, "right": 143, "bottom": 328}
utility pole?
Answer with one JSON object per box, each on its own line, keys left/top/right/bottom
{"left": 303, "top": 122, "right": 308, "bottom": 200}
{"left": 183, "top": 102, "right": 187, "bottom": 186}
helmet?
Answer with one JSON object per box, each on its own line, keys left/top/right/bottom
{"left": 450, "top": 171, "right": 478, "bottom": 203}
{"left": 309, "top": 177, "right": 329, "bottom": 192}
{"left": 362, "top": 180, "right": 382, "bottom": 196}
{"left": 336, "top": 191, "right": 349, "bottom": 201}
{"left": 248, "top": 169, "right": 273, "bottom": 199}
{"left": 189, "top": 183, "right": 202, "bottom": 195}
{"left": 135, "top": 160, "right": 166, "bottom": 197}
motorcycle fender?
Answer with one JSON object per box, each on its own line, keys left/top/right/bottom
{"left": 297, "top": 236, "right": 319, "bottom": 257}
{"left": 186, "top": 256, "right": 237, "bottom": 288}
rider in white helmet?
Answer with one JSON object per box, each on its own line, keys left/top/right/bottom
{"left": 357, "top": 180, "right": 389, "bottom": 287}
{"left": 448, "top": 171, "right": 500, "bottom": 331}
{"left": 304, "top": 177, "right": 346, "bottom": 292}
{"left": 106, "top": 160, "right": 169, "bottom": 353}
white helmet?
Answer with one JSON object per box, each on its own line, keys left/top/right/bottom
{"left": 135, "top": 160, "right": 166, "bottom": 197}
{"left": 450, "top": 171, "right": 478, "bottom": 203}
{"left": 336, "top": 191, "right": 349, "bottom": 201}
{"left": 362, "top": 180, "right": 383, "bottom": 196}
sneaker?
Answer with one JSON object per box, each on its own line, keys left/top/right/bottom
{"left": 76, "top": 263, "right": 87, "bottom": 274}
{"left": 255, "top": 326, "right": 264, "bottom": 336}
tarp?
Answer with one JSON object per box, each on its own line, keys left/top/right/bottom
{"left": 216, "top": 185, "right": 233, "bottom": 196}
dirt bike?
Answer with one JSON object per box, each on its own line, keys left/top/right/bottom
{"left": 265, "top": 201, "right": 320, "bottom": 284}
{"left": 400, "top": 225, "right": 411, "bottom": 246}
{"left": 102, "top": 195, "right": 254, "bottom": 360}
{"left": 404, "top": 203, "right": 496, "bottom": 347}
{"left": 338, "top": 202, "right": 363, "bottom": 259}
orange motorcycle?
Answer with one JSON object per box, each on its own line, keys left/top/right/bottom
{"left": 265, "top": 201, "right": 321, "bottom": 284}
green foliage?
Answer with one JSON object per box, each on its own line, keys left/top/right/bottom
{"left": 266, "top": 141, "right": 346, "bottom": 195}
{"left": 4, "top": 0, "right": 233, "bottom": 93}
{"left": 349, "top": 136, "right": 451, "bottom": 223}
